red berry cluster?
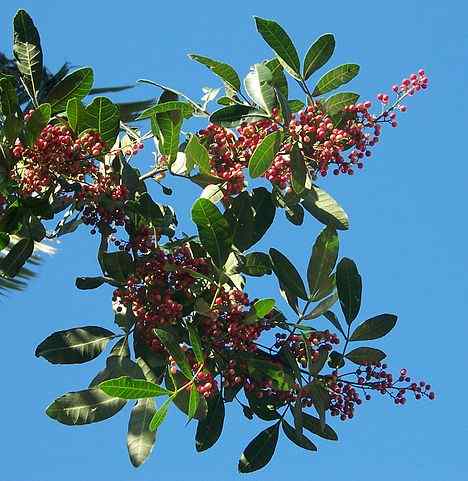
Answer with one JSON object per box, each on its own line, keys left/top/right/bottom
{"left": 78, "top": 173, "right": 128, "bottom": 234}
{"left": 274, "top": 331, "right": 339, "bottom": 368}
{"left": 113, "top": 246, "right": 209, "bottom": 353}
{"left": 198, "top": 124, "right": 245, "bottom": 196}
{"left": 11, "top": 125, "right": 102, "bottom": 196}
{"left": 200, "top": 288, "right": 269, "bottom": 352}
{"left": 328, "top": 362, "right": 436, "bottom": 421}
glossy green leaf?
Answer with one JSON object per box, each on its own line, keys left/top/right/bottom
{"left": 325, "top": 92, "right": 359, "bottom": 116}
{"left": 350, "top": 314, "right": 397, "bottom": 341}
{"left": 0, "top": 238, "right": 34, "bottom": 277}
{"left": 66, "top": 98, "right": 85, "bottom": 132}
{"left": 239, "top": 423, "right": 279, "bottom": 473}
{"left": 288, "top": 99, "right": 305, "bottom": 112}
{"left": 244, "top": 298, "right": 275, "bottom": 324}
{"left": 127, "top": 398, "right": 157, "bottom": 467}
{"left": 270, "top": 248, "right": 308, "bottom": 300}
{"left": 188, "top": 325, "right": 204, "bottom": 364}
{"left": 290, "top": 143, "right": 307, "bottom": 194}
{"left": 13, "top": 9, "right": 43, "bottom": 103}
{"left": 165, "top": 372, "right": 208, "bottom": 420}
{"left": 99, "top": 376, "right": 172, "bottom": 399}
{"left": 282, "top": 420, "right": 317, "bottom": 451}
{"left": 312, "top": 64, "right": 360, "bottom": 97}
{"left": 336, "top": 258, "right": 362, "bottom": 325}
{"left": 185, "top": 135, "right": 211, "bottom": 174}
{"left": 47, "top": 67, "right": 94, "bottom": 113}
{"left": 307, "top": 226, "right": 339, "bottom": 300}
{"left": 244, "top": 63, "right": 276, "bottom": 114}
{"left": 188, "top": 384, "right": 200, "bottom": 420}
{"left": 302, "top": 412, "right": 338, "bottom": 440}
{"left": 46, "top": 388, "right": 126, "bottom": 425}
{"left": 250, "top": 188, "right": 276, "bottom": 246}
{"left": 195, "top": 394, "right": 225, "bottom": 452}
{"left": 248, "top": 130, "right": 282, "bottom": 178}
{"left": 323, "top": 310, "right": 346, "bottom": 338}
{"left": 82, "top": 96, "right": 119, "bottom": 147}
{"left": 209, "top": 104, "right": 262, "bottom": 127}
{"left": 0, "top": 77, "right": 21, "bottom": 141}
{"left": 247, "top": 358, "right": 294, "bottom": 391}
{"left": 102, "top": 251, "right": 133, "bottom": 283}
{"left": 241, "top": 252, "right": 273, "bottom": 277}
{"left": 345, "top": 347, "right": 386, "bottom": 365}
{"left": 302, "top": 186, "right": 349, "bottom": 230}
{"left": 308, "top": 348, "right": 329, "bottom": 375}
{"left": 191, "top": 198, "right": 232, "bottom": 267}
{"left": 35, "top": 326, "right": 115, "bottom": 364}
{"left": 304, "top": 381, "right": 329, "bottom": 429}
{"left": 149, "top": 397, "right": 171, "bottom": 431}
{"left": 24, "top": 103, "right": 51, "bottom": 146}
{"left": 254, "top": 17, "right": 300, "bottom": 79}
{"left": 137, "top": 101, "right": 193, "bottom": 120}
{"left": 303, "top": 34, "right": 335, "bottom": 80}
{"left": 189, "top": 54, "right": 240, "bottom": 92}
{"left": 303, "top": 292, "right": 338, "bottom": 320}
{"left": 154, "top": 329, "right": 192, "bottom": 379}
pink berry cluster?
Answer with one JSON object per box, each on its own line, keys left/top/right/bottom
{"left": 195, "top": 69, "right": 428, "bottom": 194}
{"left": 78, "top": 173, "right": 129, "bottom": 234}
{"left": 113, "top": 245, "right": 209, "bottom": 353}
{"left": 327, "top": 363, "right": 436, "bottom": 421}
{"left": 200, "top": 288, "right": 270, "bottom": 352}
{"left": 11, "top": 125, "right": 102, "bottom": 196}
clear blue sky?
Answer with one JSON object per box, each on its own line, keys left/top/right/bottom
{"left": 1, "top": 1, "right": 466, "bottom": 480}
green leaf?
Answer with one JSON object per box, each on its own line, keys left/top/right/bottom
{"left": 323, "top": 310, "right": 346, "bottom": 338}
{"left": 188, "top": 325, "right": 204, "bottom": 364}
{"left": 288, "top": 99, "right": 305, "bottom": 112}
{"left": 47, "top": 67, "right": 94, "bottom": 113}
{"left": 196, "top": 393, "right": 225, "bottom": 452}
{"left": 270, "top": 248, "right": 308, "bottom": 300}
{"left": 307, "top": 226, "right": 339, "bottom": 300}
{"left": 324, "top": 92, "right": 360, "bottom": 116}
{"left": 127, "top": 398, "right": 157, "bottom": 467}
{"left": 244, "top": 63, "right": 276, "bottom": 114}
{"left": 209, "top": 104, "right": 261, "bottom": 127}
{"left": 35, "top": 326, "right": 115, "bottom": 364}
{"left": 188, "top": 54, "right": 240, "bottom": 92}
{"left": 136, "top": 101, "right": 193, "bottom": 120}
{"left": 247, "top": 358, "right": 294, "bottom": 391}
{"left": 191, "top": 198, "right": 232, "bottom": 267}
{"left": 345, "top": 347, "right": 386, "bottom": 365}
{"left": 303, "top": 292, "right": 338, "bottom": 320}
{"left": 165, "top": 372, "right": 208, "bottom": 420}
{"left": 245, "top": 389, "right": 280, "bottom": 420}
{"left": 154, "top": 329, "right": 192, "bottom": 379}
{"left": 152, "top": 111, "right": 182, "bottom": 163}
{"left": 149, "top": 397, "right": 171, "bottom": 431}
{"left": 188, "top": 384, "right": 200, "bottom": 420}
{"left": 254, "top": 17, "right": 300, "bottom": 79}
{"left": 312, "top": 64, "right": 360, "bottom": 97}
{"left": 66, "top": 98, "right": 85, "bottom": 132}
{"left": 302, "top": 412, "right": 338, "bottom": 440}
{"left": 281, "top": 420, "right": 317, "bottom": 451}
{"left": 265, "top": 58, "right": 288, "bottom": 99}
{"left": 0, "top": 238, "right": 34, "bottom": 277}
{"left": 238, "top": 423, "right": 280, "bottom": 473}
{"left": 102, "top": 251, "right": 133, "bottom": 283}
{"left": 24, "top": 103, "right": 51, "bottom": 146}
{"left": 302, "top": 186, "right": 349, "bottom": 230}
{"left": 0, "top": 233, "right": 10, "bottom": 251}
{"left": 241, "top": 252, "right": 272, "bottom": 277}
{"left": 350, "top": 314, "right": 397, "bottom": 341}
{"left": 308, "top": 348, "right": 329, "bottom": 375}
{"left": 248, "top": 130, "right": 282, "bottom": 178}
{"left": 336, "top": 258, "right": 362, "bottom": 325}
{"left": 244, "top": 298, "right": 275, "bottom": 324}
{"left": 99, "top": 376, "right": 172, "bottom": 399}
{"left": 46, "top": 388, "right": 126, "bottom": 425}
{"left": 304, "top": 381, "right": 329, "bottom": 429}
{"left": 303, "top": 34, "right": 335, "bottom": 80}
{"left": 186, "top": 135, "right": 211, "bottom": 174}
{"left": 287, "top": 144, "right": 306, "bottom": 194}
{"left": 13, "top": 9, "right": 43, "bottom": 103}
{"left": 0, "top": 77, "right": 21, "bottom": 141}
{"left": 82, "top": 96, "right": 119, "bottom": 147}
